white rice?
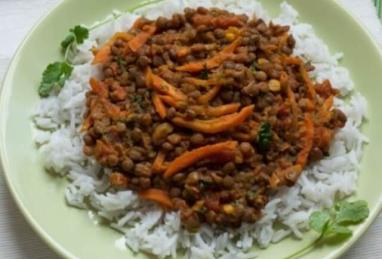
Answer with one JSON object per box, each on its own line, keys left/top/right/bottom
{"left": 32, "top": 1, "right": 368, "bottom": 258}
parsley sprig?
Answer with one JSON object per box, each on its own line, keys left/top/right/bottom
{"left": 38, "top": 0, "right": 164, "bottom": 98}
{"left": 284, "top": 200, "right": 369, "bottom": 259}
{"left": 39, "top": 62, "right": 73, "bottom": 97}
{"left": 38, "top": 25, "right": 89, "bottom": 97}
{"left": 61, "top": 25, "right": 89, "bottom": 61}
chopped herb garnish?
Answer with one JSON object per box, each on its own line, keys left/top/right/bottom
{"left": 116, "top": 56, "right": 127, "bottom": 71}
{"left": 250, "top": 62, "right": 257, "bottom": 73}
{"left": 130, "top": 94, "right": 145, "bottom": 111}
{"left": 38, "top": 62, "right": 73, "bottom": 97}
{"left": 246, "top": 191, "right": 257, "bottom": 201}
{"left": 199, "top": 69, "right": 209, "bottom": 79}
{"left": 257, "top": 122, "right": 272, "bottom": 151}
{"left": 283, "top": 200, "right": 369, "bottom": 259}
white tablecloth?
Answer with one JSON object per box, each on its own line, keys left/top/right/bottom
{"left": 1, "top": 0, "right": 382, "bottom": 258}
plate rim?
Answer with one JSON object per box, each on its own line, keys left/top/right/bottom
{"left": 0, "top": 0, "right": 381, "bottom": 258}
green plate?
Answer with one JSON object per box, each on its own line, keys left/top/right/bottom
{"left": 1, "top": 0, "right": 381, "bottom": 258}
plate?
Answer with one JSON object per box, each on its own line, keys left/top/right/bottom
{"left": 1, "top": 0, "right": 382, "bottom": 258}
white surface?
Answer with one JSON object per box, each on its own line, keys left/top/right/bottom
{"left": 0, "top": 0, "right": 381, "bottom": 258}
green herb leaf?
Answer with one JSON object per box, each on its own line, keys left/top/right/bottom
{"left": 284, "top": 200, "right": 369, "bottom": 259}
{"left": 334, "top": 200, "right": 369, "bottom": 224}
{"left": 39, "top": 62, "right": 73, "bottom": 97}
{"left": 61, "top": 34, "right": 76, "bottom": 50}
{"left": 199, "top": 70, "right": 209, "bottom": 79}
{"left": 257, "top": 122, "right": 272, "bottom": 151}
{"left": 324, "top": 224, "right": 352, "bottom": 239}
{"left": 60, "top": 25, "right": 89, "bottom": 57}
{"left": 71, "top": 25, "right": 89, "bottom": 44}
{"left": 309, "top": 211, "right": 330, "bottom": 233}
{"left": 250, "top": 62, "right": 257, "bottom": 73}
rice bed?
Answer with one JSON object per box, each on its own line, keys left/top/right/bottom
{"left": 33, "top": 0, "right": 367, "bottom": 258}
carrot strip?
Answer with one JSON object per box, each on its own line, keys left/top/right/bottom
{"left": 176, "top": 46, "right": 191, "bottom": 58}
{"left": 278, "top": 32, "right": 289, "bottom": 49}
{"left": 177, "top": 37, "right": 241, "bottom": 72}
{"left": 92, "top": 45, "right": 112, "bottom": 65}
{"left": 89, "top": 77, "right": 108, "bottom": 98}
{"left": 299, "top": 63, "right": 317, "bottom": 100}
{"left": 99, "top": 99, "right": 129, "bottom": 120}
{"left": 183, "top": 77, "right": 210, "bottom": 88}
{"left": 283, "top": 56, "right": 302, "bottom": 65}
{"left": 269, "top": 165, "right": 302, "bottom": 188}
{"left": 152, "top": 92, "right": 167, "bottom": 119}
{"left": 280, "top": 71, "right": 288, "bottom": 88}
{"left": 314, "top": 127, "right": 334, "bottom": 152}
{"left": 92, "top": 32, "right": 133, "bottom": 64}
{"left": 94, "top": 140, "right": 114, "bottom": 158}
{"left": 317, "top": 95, "right": 334, "bottom": 124}
{"left": 164, "top": 141, "right": 238, "bottom": 178}
{"left": 139, "top": 189, "right": 173, "bottom": 209}
{"left": 183, "top": 77, "right": 226, "bottom": 89}
{"left": 152, "top": 152, "right": 167, "bottom": 173}
{"left": 172, "top": 105, "right": 254, "bottom": 134}
{"left": 197, "top": 85, "right": 222, "bottom": 104}
{"left": 131, "top": 17, "right": 145, "bottom": 30}
{"left": 192, "top": 14, "right": 244, "bottom": 28}
{"left": 128, "top": 24, "right": 156, "bottom": 52}
{"left": 109, "top": 172, "right": 128, "bottom": 188}
{"left": 296, "top": 114, "right": 315, "bottom": 167}
{"left": 160, "top": 95, "right": 179, "bottom": 107}
{"left": 81, "top": 116, "right": 93, "bottom": 132}
{"left": 145, "top": 67, "right": 187, "bottom": 101}
{"left": 287, "top": 85, "right": 298, "bottom": 119}
{"left": 316, "top": 79, "right": 338, "bottom": 99}
{"left": 191, "top": 103, "right": 240, "bottom": 117}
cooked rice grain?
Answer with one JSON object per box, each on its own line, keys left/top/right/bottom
{"left": 33, "top": 1, "right": 367, "bottom": 258}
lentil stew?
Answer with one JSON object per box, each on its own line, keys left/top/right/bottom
{"left": 82, "top": 7, "right": 346, "bottom": 231}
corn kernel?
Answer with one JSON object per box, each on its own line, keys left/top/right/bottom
{"left": 257, "top": 58, "right": 268, "bottom": 65}
{"left": 223, "top": 204, "right": 235, "bottom": 215}
{"left": 268, "top": 79, "right": 281, "bottom": 92}
{"left": 225, "top": 32, "right": 236, "bottom": 42}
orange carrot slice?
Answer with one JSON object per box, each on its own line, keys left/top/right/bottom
{"left": 183, "top": 77, "right": 210, "bottom": 88}
{"left": 176, "top": 46, "right": 191, "bottom": 58}
{"left": 128, "top": 24, "right": 156, "bottom": 52}
{"left": 269, "top": 165, "right": 303, "bottom": 188}
{"left": 152, "top": 92, "right": 167, "bottom": 119}
{"left": 164, "top": 141, "right": 238, "bottom": 178}
{"left": 197, "top": 85, "right": 222, "bottom": 104}
{"left": 81, "top": 116, "right": 93, "bottom": 132}
{"left": 287, "top": 84, "right": 298, "bottom": 122}
{"left": 92, "top": 32, "right": 133, "bottom": 64}
{"left": 283, "top": 56, "right": 302, "bottom": 65}
{"left": 176, "top": 37, "right": 241, "bottom": 72}
{"left": 191, "top": 103, "right": 240, "bottom": 117}
{"left": 299, "top": 63, "right": 317, "bottom": 101}
{"left": 152, "top": 152, "right": 167, "bottom": 173}
{"left": 172, "top": 105, "right": 254, "bottom": 134}
{"left": 183, "top": 77, "right": 226, "bottom": 89}
{"left": 317, "top": 95, "right": 334, "bottom": 124}
{"left": 109, "top": 172, "right": 128, "bottom": 188}
{"left": 89, "top": 77, "right": 108, "bottom": 98}
{"left": 145, "top": 67, "right": 187, "bottom": 101}
{"left": 139, "top": 189, "right": 173, "bottom": 208}
{"left": 296, "top": 114, "right": 315, "bottom": 167}
{"left": 159, "top": 95, "right": 179, "bottom": 107}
